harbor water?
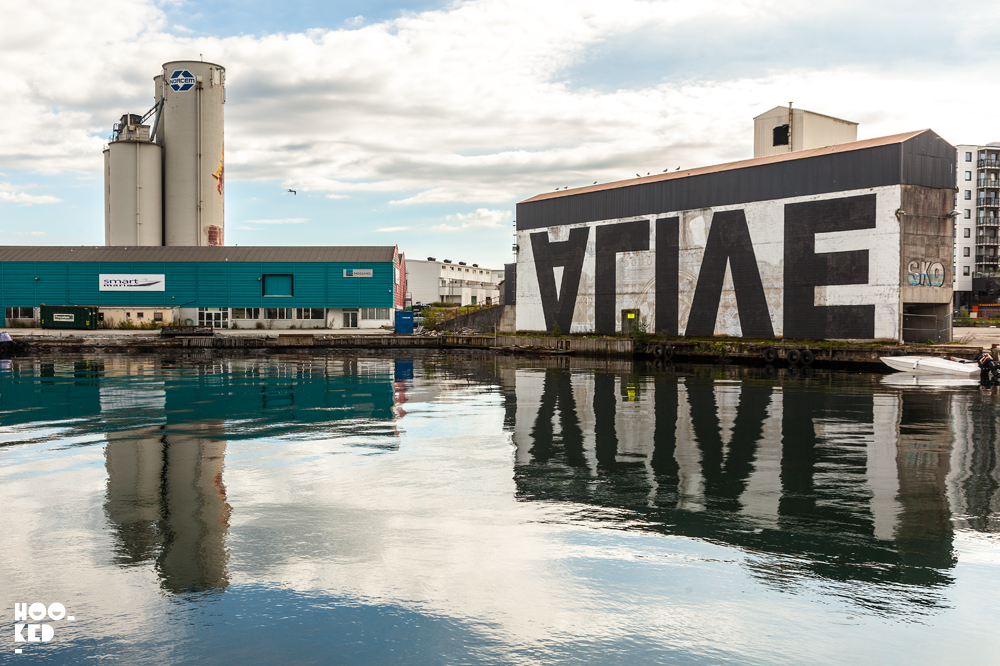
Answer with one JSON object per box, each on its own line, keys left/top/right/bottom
{"left": 0, "top": 353, "right": 998, "bottom": 665}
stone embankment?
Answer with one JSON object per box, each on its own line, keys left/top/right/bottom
{"left": 2, "top": 328, "right": 990, "bottom": 369}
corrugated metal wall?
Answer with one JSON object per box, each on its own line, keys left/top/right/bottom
{"left": 0, "top": 261, "right": 395, "bottom": 309}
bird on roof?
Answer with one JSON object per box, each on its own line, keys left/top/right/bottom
{"left": 663, "top": 168, "right": 669, "bottom": 172}
{"left": 636, "top": 174, "right": 641, "bottom": 177}
{"left": 593, "top": 181, "right": 597, "bottom": 184}
{"left": 286, "top": 188, "right": 297, "bottom": 195}
{"left": 675, "top": 167, "right": 680, "bottom": 170}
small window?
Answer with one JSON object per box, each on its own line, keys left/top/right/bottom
{"left": 263, "top": 307, "right": 292, "bottom": 320}
{"left": 966, "top": 152, "right": 973, "bottom": 161}
{"left": 964, "top": 266, "right": 971, "bottom": 276}
{"left": 965, "top": 210, "right": 972, "bottom": 219}
{"left": 965, "top": 190, "right": 972, "bottom": 200}
{"left": 136, "top": 312, "right": 144, "bottom": 319}
{"left": 262, "top": 274, "right": 293, "bottom": 297}
{"left": 966, "top": 171, "right": 972, "bottom": 181}
{"left": 153, "top": 312, "right": 163, "bottom": 322}
{"left": 965, "top": 228, "right": 972, "bottom": 238}
{"left": 964, "top": 247, "right": 971, "bottom": 257}
{"left": 772, "top": 124, "right": 789, "bottom": 147}
{"left": 126, "top": 312, "right": 131, "bottom": 318}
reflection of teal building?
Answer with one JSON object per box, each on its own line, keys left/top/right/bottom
{"left": 0, "top": 357, "right": 398, "bottom": 434}
{"left": 0, "top": 356, "right": 402, "bottom": 594}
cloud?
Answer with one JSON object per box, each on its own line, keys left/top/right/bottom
{"left": 0, "top": 183, "right": 61, "bottom": 204}
{"left": 10, "top": 231, "right": 46, "bottom": 235}
{"left": 430, "top": 208, "right": 511, "bottom": 232}
{"left": 1, "top": 0, "right": 998, "bottom": 205}
{"left": 375, "top": 226, "right": 409, "bottom": 232}
{"left": 325, "top": 194, "right": 349, "bottom": 199}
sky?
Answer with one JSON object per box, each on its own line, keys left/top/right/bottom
{"left": 2, "top": 0, "right": 999, "bottom": 269}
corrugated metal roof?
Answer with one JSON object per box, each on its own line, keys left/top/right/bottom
{"left": 0, "top": 246, "right": 397, "bottom": 263}
{"left": 520, "top": 130, "right": 928, "bottom": 204}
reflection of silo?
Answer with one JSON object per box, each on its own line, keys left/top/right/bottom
{"left": 104, "top": 425, "right": 231, "bottom": 593}
{"left": 104, "top": 114, "right": 163, "bottom": 246}
{"left": 160, "top": 60, "right": 226, "bottom": 246}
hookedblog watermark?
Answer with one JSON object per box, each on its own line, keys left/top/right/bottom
{"left": 11, "top": 602, "right": 75, "bottom": 655}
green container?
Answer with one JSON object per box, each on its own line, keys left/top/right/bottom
{"left": 39, "top": 305, "right": 99, "bottom": 330}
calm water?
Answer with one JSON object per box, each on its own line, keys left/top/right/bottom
{"left": 1, "top": 353, "right": 998, "bottom": 665}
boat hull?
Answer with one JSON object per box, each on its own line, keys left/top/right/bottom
{"left": 880, "top": 356, "right": 980, "bottom": 376}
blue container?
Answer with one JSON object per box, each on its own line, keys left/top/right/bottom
{"left": 394, "top": 310, "right": 414, "bottom": 335}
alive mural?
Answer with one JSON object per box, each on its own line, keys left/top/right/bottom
{"left": 516, "top": 188, "right": 947, "bottom": 340}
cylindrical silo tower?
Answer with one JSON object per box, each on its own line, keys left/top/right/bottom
{"left": 104, "top": 114, "right": 163, "bottom": 246}
{"left": 159, "top": 61, "right": 226, "bottom": 246}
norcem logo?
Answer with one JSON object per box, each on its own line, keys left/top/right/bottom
{"left": 168, "top": 69, "right": 196, "bottom": 92}
{"left": 99, "top": 274, "right": 165, "bottom": 292}
{"left": 12, "top": 602, "right": 75, "bottom": 655}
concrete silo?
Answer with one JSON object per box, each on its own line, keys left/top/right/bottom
{"left": 159, "top": 61, "right": 226, "bottom": 246}
{"left": 104, "top": 114, "right": 163, "bottom": 246}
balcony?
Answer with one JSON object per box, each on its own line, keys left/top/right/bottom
{"left": 978, "top": 180, "right": 1000, "bottom": 189}
{"left": 976, "top": 255, "right": 999, "bottom": 264}
{"left": 978, "top": 197, "right": 1000, "bottom": 208}
{"left": 978, "top": 159, "right": 1000, "bottom": 169}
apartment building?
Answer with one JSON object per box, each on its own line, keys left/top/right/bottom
{"left": 406, "top": 259, "right": 504, "bottom": 307}
{"left": 954, "top": 144, "right": 1000, "bottom": 309}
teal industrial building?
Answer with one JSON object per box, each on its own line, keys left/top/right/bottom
{"left": 0, "top": 245, "right": 407, "bottom": 330}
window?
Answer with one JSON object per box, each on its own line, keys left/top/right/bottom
{"left": 964, "top": 247, "right": 971, "bottom": 257}
{"left": 471, "top": 296, "right": 477, "bottom": 304}
{"left": 136, "top": 312, "right": 144, "bottom": 319}
{"left": 232, "top": 308, "right": 261, "bottom": 319}
{"left": 965, "top": 209, "right": 972, "bottom": 219}
{"left": 360, "top": 308, "right": 391, "bottom": 320}
{"left": 5, "top": 307, "right": 34, "bottom": 319}
{"left": 965, "top": 190, "right": 972, "bottom": 200}
{"left": 965, "top": 228, "right": 972, "bottom": 238}
{"left": 966, "top": 152, "right": 973, "bottom": 161}
{"left": 125, "top": 312, "right": 131, "bottom": 318}
{"left": 966, "top": 171, "right": 972, "bottom": 181}
{"left": 295, "top": 308, "right": 325, "bottom": 320}
{"left": 262, "top": 274, "right": 293, "bottom": 297}
{"left": 964, "top": 266, "right": 971, "bottom": 276}
{"left": 264, "top": 308, "right": 292, "bottom": 319}
{"left": 154, "top": 312, "right": 163, "bottom": 322}
{"left": 772, "top": 124, "right": 789, "bottom": 147}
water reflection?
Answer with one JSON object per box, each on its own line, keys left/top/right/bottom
{"left": 503, "top": 363, "right": 1000, "bottom": 606}
{"left": 0, "top": 355, "right": 409, "bottom": 596}
{"left": 105, "top": 426, "right": 231, "bottom": 593}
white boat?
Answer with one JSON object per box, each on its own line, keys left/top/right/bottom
{"left": 879, "top": 355, "right": 980, "bottom": 376}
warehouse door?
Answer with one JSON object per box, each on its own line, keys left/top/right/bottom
{"left": 343, "top": 310, "right": 358, "bottom": 328}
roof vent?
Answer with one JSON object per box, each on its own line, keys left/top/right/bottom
{"left": 458, "top": 261, "right": 466, "bottom": 265}
{"left": 427, "top": 257, "right": 436, "bottom": 261}
{"left": 472, "top": 263, "right": 478, "bottom": 267}
{"left": 443, "top": 259, "right": 451, "bottom": 263}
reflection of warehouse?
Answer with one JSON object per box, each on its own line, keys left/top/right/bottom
{"left": 0, "top": 246, "right": 406, "bottom": 329}
{"left": 515, "top": 130, "right": 956, "bottom": 342}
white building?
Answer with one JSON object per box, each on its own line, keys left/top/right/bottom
{"left": 753, "top": 105, "right": 858, "bottom": 158}
{"left": 954, "top": 144, "right": 1000, "bottom": 309}
{"left": 406, "top": 259, "right": 504, "bottom": 307}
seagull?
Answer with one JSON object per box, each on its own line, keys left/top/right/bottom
{"left": 675, "top": 167, "right": 680, "bottom": 170}
{"left": 593, "top": 181, "right": 597, "bottom": 184}
{"left": 663, "top": 168, "right": 669, "bottom": 172}
{"left": 286, "top": 188, "right": 297, "bottom": 195}
{"left": 636, "top": 174, "right": 641, "bottom": 178}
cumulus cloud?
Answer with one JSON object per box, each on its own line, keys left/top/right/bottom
{"left": 1, "top": 0, "right": 998, "bottom": 205}
{"left": 241, "top": 218, "right": 309, "bottom": 225}
{"left": 375, "top": 226, "right": 409, "bottom": 232}
{"left": 0, "top": 183, "right": 61, "bottom": 204}
{"left": 430, "top": 208, "right": 511, "bottom": 232}
{"left": 10, "top": 231, "right": 47, "bottom": 235}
